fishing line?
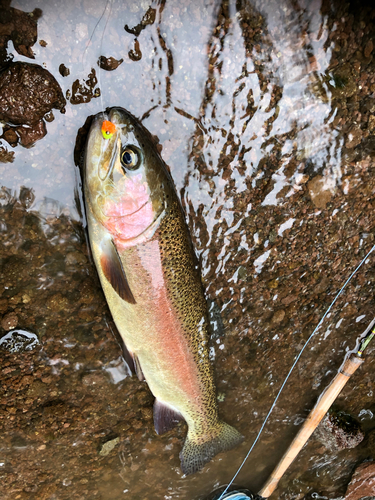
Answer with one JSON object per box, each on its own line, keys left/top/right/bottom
{"left": 82, "top": 0, "right": 111, "bottom": 66}
{"left": 81, "top": 0, "right": 112, "bottom": 118}
{"left": 97, "top": 0, "right": 112, "bottom": 118}
{"left": 219, "top": 243, "right": 375, "bottom": 500}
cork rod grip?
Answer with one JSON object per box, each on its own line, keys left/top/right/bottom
{"left": 258, "top": 354, "right": 364, "bottom": 498}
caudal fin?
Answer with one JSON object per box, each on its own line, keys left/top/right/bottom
{"left": 179, "top": 421, "right": 243, "bottom": 475}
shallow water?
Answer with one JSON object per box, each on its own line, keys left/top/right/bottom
{"left": 1, "top": 0, "right": 375, "bottom": 499}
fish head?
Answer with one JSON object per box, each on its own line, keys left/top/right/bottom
{"left": 84, "top": 107, "right": 172, "bottom": 243}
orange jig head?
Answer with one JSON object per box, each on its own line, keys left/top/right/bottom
{"left": 101, "top": 120, "right": 116, "bottom": 140}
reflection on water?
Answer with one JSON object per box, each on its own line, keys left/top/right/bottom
{"left": 1, "top": 0, "right": 375, "bottom": 499}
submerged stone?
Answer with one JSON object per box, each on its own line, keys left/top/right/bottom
{"left": 0, "top": 329, "right": 39, "bottom": 353}
{"left": 99, "top": 437, "right": 120, "bottom": 456}
{"left": 315, "top": 408, "right": 364, "bottom": 451}
{"left": 344, "top": 461, "right": 375, "bottom": 500}
{"left": 0, "top": 62, "right": 66, "bottom": 126}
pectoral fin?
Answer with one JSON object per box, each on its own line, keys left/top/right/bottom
{"left": 99, "top": 239, "right": 136, "bottom": 304}
{"left": 133, "top": 354, "right": 144, "bottom": 381}
{"left": 153, "top": 399, "right": 183, "bottom": 435}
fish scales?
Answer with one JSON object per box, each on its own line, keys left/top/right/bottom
{"left": 83, "top": 107, "right": 243, "bottom": 474}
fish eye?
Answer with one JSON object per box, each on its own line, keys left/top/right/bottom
{"left": 120, "top": 146, "right": 140, "bottom": 171}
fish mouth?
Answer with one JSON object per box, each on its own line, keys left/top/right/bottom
{"left": 115, "top": 199, "right": 149, "bottom": 218}
{"left": 100, "top": 197, "right": 151, "bottom": 219}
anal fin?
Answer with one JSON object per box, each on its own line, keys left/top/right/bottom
{"left": 154, "top": 399, "right": 183, "bottom": 435}
{"left": 99, "top": 238, "right": 136, "bottom": 304}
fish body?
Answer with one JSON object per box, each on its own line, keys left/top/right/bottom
{"left": 83, "top": 107, "right": 243, "bottom": 474}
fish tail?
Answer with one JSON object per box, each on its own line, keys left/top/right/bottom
{"left": 179, "top": 421, "right": 243, "bottom": 475}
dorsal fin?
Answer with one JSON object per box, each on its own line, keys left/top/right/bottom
{"left": 99, "top": 239, "right": 136, "bottom": 304}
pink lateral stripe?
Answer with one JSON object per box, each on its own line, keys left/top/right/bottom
{"left": 135, "top": 239, "right": 201, "bottom": 403}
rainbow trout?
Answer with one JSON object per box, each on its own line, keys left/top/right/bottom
{"left": 83, "top": 107, "right": 243, "bottom": 474}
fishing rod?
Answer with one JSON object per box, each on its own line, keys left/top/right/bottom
{"left": 206, "top": 318, "right": 375, "bottom": 500}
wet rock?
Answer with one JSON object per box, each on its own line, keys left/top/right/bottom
{"left": 0, "top": 298, "right": 8, "bottom": 314}
{"left": 0, "top": 62, "right": 66, "bottom": 126}
{"left": 82, "top": 371, "right": 110, "bottom": 387}
{"left": 1, "top": 255, "right": 30, "bottom": 285}
{"left": 1, "top": 126, "right": 18, "bottom": 147}
{"left": 68, "top": 68, "right": 100, "bottom": 105}
{"left": 65, "top": 251, "right": 87, "bottom": 266}
{"left": 330, "top": 63, "right": 357, "bottom": 99}
{"left": 99, "top": 437, "right": 120, "bottom": 456}
{"left": 267, "top": 278, "right": 279, "bottom": 289}
{"left": 344, "top": 461, "right": 375, "bottom": 500}
{"left": 0, "top": 145, "right": 14, "bottom": 163}
{"left": 313, "top": 277, "right": 330, "bottom": 295}
{"left": 98, "top": 56, "right": 123, "bottom": 71}
{"left": 128, "top": 39, "right": 142, "bottom": 62}
{"left": 58, "top": 63, "right": 70, "bottom": 77}
{"left": 307, "top": 175, "right": 333, "bottom": 209}
{"left": 19, "top": 186, "right": 35, "bottom": 209}
{"left": 15, "top": 120, "right": 47, "bottom": 147}
{"left": 0, "top": 3, "right": 42, "bottom": 65}
{"left": 11, "top": 434, "right": 28, "bottom": 448}
{"left": 346, "top": 126, "right": 363, "bottom": 149}
{"left": 271, "top": 309, "right": 285, "bottom": 324}
{"left": 315, "top": 409, "right": 364, "bottom": 452}
{"left": 26, "top": 379, "right": 47, "bottom": 398}
{"left": 1, "top": 312, "right": 18, "bottom": 331}
{"left": 45, "top": 293, "right": 69, "bottom": 312}
{"left": 364, "top": 39, "right": 373, "bottom": 59}
{"left": 0, "top": 329, "right": 39, "bottom": 352}
{"left": 124, "top": 6, "right": 156, "bottom": 36}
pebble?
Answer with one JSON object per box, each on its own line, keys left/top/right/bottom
{"left": 1, "top": 312, "right": 18, "bottom": 331}
{"left": 344, "top": 461, "right": 375, "bottom": 500}
{"left": 99, "top": 437, "right": 120, "bottom": 456}
{"left": 307, "top": 175, "right": 333, "bottom": 209}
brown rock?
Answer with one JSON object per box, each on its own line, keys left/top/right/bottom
{"left": 0, "top": 145, "right": 14, "bottom": 163}
{"left": 315, "top": 410, "right": 364, "bottom": 452}
{"left": 128, "top": 39, "right": 142, "bottom": 62}
{"left": 27, "top": 379, "right": 47, "bottom": 398}
{"left": 364, "top": 39, "right": 373, "bottom": 59}
{"left": 0, "top": 298, "right": 9, "bottom": 314}
{"left": 46, "top": 293, "right": 69, "bottom": 312}
{"left": 36, "top": 482, "right": 57, "bottom": 500}
{"left": 346, "top": 126, "right": 363, "bottom": 149}
{"left": 313, "top": 277, "right": 330, "bottom": 294}
{"left": 69, "top": 69, "right": 99, "bottom": 105}
{"left": 58, "top": 64, "right": 70, "bottom": 77}
{"left": 0, "top": 62, "right": 66, "bottom": 126}
{"left": 271, "top": 309, "right": 285, "bottom": 324}
{"left": 97, "top": 56, "right": 124, "bottom": 71}
{"left": 16, "top": 120, "right": 47, "bottom": 147}
{"left": 2, "top": 127, "right": 18, "bottom": 146}
{"left": 21, "top": 375, "right": 34, "bottom": 386}
{"left": 344, "top": 462, "right": 375, "bottom": 500}
{"left": 308, "top": 175, "right": 333, "bottom": 209}
{"left": 82, "top": 372, "right": 110, "bottom": 387}
{"left": 1, "top": 312, "right": 18, "bottom": 330}
{"left": 0, "top": 4, "right": 42, "bottom": 63}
